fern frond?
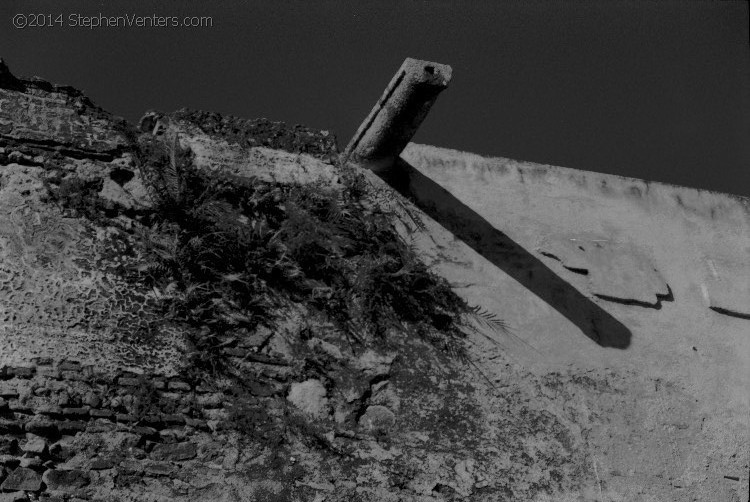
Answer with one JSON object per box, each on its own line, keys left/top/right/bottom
{"left": 165, "top": 133, "right": 182, "bottom": 202}
{"left": 470, "top": 305, "right": 512, "bottom": 334}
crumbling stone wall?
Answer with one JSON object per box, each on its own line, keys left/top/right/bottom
{"left": 4, "top": 60, "right": 722, "bottom": 502}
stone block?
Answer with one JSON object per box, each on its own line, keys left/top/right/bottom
{"left": 89, "top": 457, "right": 115, "bottom": 470}
{"left": 7, "top": 367, "right": 35, "bottom": 379}
{"left": 143, "top": 461, "right": 177, "bottom": 476}
{"left": 56, "top": 420, "right": 87, "bottom": 435}
{"left": 162, "top": 413, "right": 185, "bottom": 425}
{"left": 61, "top": 407, "right": 89, "bottom": 418}
{"left": 150, "top": 442, "right": 197, "bottom": 462}
{"left": 42, "top": 468, "right": 90, "bottom": 491}
{"left": 0, "top": 467, "right": 42, "bottom": 491}
{"left": 118, "top": 459, "right": 144, "bottom": 474}
{"left": 0, "top": 383, "right": 19, "bottom": 399}
{"left": 57, "top": 361, "right": 81, "bottom": 372}
{"left": 167, "top": 381, "right": 191, "bottom": 392}
{"left": 117, "top": 377, "right": 141, "bottom": 387}
{"left": 21, "top": 435, "right": 47, "bottom": 455}
{"left": 89, "top": 409, "right": 114, "bottom": 419}
{"left": 7, "top": 400, "right": 32, "bottom": 414}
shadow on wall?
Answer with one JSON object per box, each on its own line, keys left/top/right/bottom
{"left": 380, "top": 157, "right": 632, "bottom": 349}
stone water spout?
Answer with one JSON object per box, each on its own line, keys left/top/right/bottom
{"left": 343, "top": 57, "right": 452, "bottom": 172}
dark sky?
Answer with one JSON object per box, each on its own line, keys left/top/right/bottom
{"left": 2, "top": 0, "right": 749, "bottom": 196}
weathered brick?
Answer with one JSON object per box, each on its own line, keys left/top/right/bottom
{"left": 92, "top": 371, "right": 112, "bottom": 384}
{"left": 184, "top": 418, "right": 208, "bottom": 430}
{"left": 158, "top": 391, "right": 182, "bottom": 403}
{"left": 60, "top": 371, "right": 86, "bottom": 381}
{"left": 150, "top": 442, "right": 197, "bottom": 462}
{"left": 44, "top": 381, "right": 67, "bottom": 393}
{"left": 201, "top": 408, "right": 229, "bottom": 422}
{"left": 89, "top": 409, "right": 114, "bottom": 419}
{"left": 143, "top": 460, "right": 177, "bottom": 476}
{"left": 167, "top": 381, "right": 191, "bottom": 392}
{"left": 162, "top": 413, "right": 185, "bottom": 425}
{"left": 36, "top": 403, "right": 63, "bottom": 416}
{"left": 86, "top": 421, "right": 116, "bottom": 434}
{"left": 61, "top": 407, "right": 89, "bottom": 418}
{"left": 89, "top": 457, "right": 115, "bottom": 470}
{"left": 118, "top": 459, "right": 144, "bottom": 474}
{"left": 32, "top": 386, "right": 50, "bottom": 397}
{"left": 139, "top": 415, "right": 164, "bottom": 428}
{"left": 0, "top": 383, "right": 19, "bottom": 399}
{"left": 55, "top": 392, "right": 72, "bottom": 408}
{"left": 7, "top": 367, "right": 35, "bottom": 378}
{"left": 57, "top": 361, "right": 81, "bottom": 372}
{"left": 157, "top": 428, "right": 186, "bottom": 444}
{"left": 196, "top": 393, "right": 224, "bottom": 408}
{"left": 82, "top": 392, "right": 100, "bottom": 408}
{"left": 132, "top": 426, "right": 158, "bottom": 438}
{"left": 223, "top": 347, "right": 246, "bottom": 357}
{"left": 57, "top": 420, "right": 87, "bottom": 435}
{"left": 7, "top": 400, "right": 32, "bottom": 414}
{"left": 117, "top": 377, "right": 142, "bottom": 387}
{"left": 35, "top": 367, "right": 60, "bottom": 379}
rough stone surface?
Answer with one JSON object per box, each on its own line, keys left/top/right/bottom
{"left": 0, "top": 467, "right": 42, "bottom": 491}
{"left": 42, "top": 469, "right": 90, "bottom": 491}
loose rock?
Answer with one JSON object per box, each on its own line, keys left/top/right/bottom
{"left": 287, "top": 379, "right": 329, "bottom": 419}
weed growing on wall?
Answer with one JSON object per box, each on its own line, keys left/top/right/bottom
{"left": 44, "top": 130, "right": 473, "bottom": 381}
{"left": 132, "top": 134, "right": 470, "bottom": 364}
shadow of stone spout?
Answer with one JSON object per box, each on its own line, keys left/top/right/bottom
{"left": 380, "top": 158, "right": 633, "bottom": 349}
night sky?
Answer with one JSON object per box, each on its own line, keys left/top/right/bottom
{"left": 2, "top": 1, "right": 749, "bottom": 196}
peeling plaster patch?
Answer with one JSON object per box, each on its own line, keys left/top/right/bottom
{"left": 537, "top": 235, "right": 671, "bottom": 307}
